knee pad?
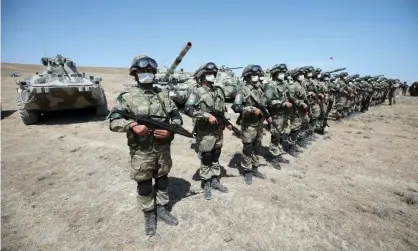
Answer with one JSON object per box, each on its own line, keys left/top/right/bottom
{"left": 156, "top": 175, "right": 169, "bottom": 190}
{"left": 243, "top": 142, "right": 253, "bottom": 155}
{"left": 201, "top": 151, "right": 212, "bottom": 166}
{"left": 212, "top": 148, "right": 221, "bottom": 163}
{"left": 137, "top": 179, "right": 153, "bottom": 196}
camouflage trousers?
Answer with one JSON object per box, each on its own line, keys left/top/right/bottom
{"left": 268, "top": 113, "right": 290, "bottom": 156}
{"left": 335, "top": 95, "right": 347, "bottom": 118}
{"left": 130, "top": 149, "right": 172, "bottom": 212}
{"left": 289, "top": 108, "right": 308, "bottom": 132}
{"left": 388, "top": 91, "right": 396, "bottom": 105}
{"left": 196, "top": 130, "right": 223, "bottom": 180}
{"left": 309, "top": 103, "right": 321, "bottom": 131}
{"left": 241, "top": 122, "right": 264, "bottom": 171}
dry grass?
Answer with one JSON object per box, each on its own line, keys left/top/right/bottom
{"left": 2, "top": 63, "right": 418, "bottom": 251}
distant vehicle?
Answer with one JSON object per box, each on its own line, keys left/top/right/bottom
{"left": 15, "top": 54, "right": 108, "bottom": 125}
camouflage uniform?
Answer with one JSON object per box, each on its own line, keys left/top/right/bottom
{"left": 287, "top": 69, "right": 308, "bottom": 155}
{"left": 232, "top": 64, "right": 268, "bottom": 185}
{"left": 320, "top": 74, "right": 333, "bottom": 130}
{"left": 109, "top": 55, "right": 181, "bottom": 236}
{"left": 334, "top": 72, "right": 349, "bottom": 120}
{"left": 184, "top": 62, "right": 228, "bottom": 200}
{"left": 293, "top": 69, "right": 311, "bottom": 147}
{"left": 311, "top": 68, "right": 328, "bottom": 134}
{"left": 263, "top": 64, "right": 291, "bottom": 168}
{"left": 388, "top": 80, "right": 400, "bottom": 105}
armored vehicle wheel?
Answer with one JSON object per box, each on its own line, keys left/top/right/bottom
{"left": 96, "top": 90, "right": 109, "bottom": 116}
{"left": 16, "top": 93, "right": 39, "bottom": 125}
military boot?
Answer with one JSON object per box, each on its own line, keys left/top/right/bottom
{"left": 202, "top": 180, "right": 212, "bottom": 200}
{"left": 211, "top": 177, "right": 228, "bottom": 193}
{"left": 244, "top": 171, "right": 253, "bottom": 185}
{"left": 156, "top": 205, "right": 179, "bottom": 226}
{"left": 252, "top": 166, "right": 266, "bottom": 179}
{"left": 144, "top": 211, "right": 156, "bottom": 236}
{"left": 297, "top": 134, "right": 308, "bottom": 148}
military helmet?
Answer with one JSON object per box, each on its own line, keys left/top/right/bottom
{"left": 269, "top": 63, "right": 288, "bottom": 76}
{"left": 321, "top": 72, "right": 331, "bottom": 80}
{"left": 339, "top": 72, "right": 348, "bottom": 78}
{"left": 305, "top": 66, "right": 315, "bottom": 73}
{"left": 291, "top": 68, "right": 305, "bottom": 78}
{"left": 193, "top": 62, "right": 219, "bottom": 79}
{"left": 241, "top": 64, "right": 264, "bottom": 77}
{"left": 129, "top": 55, "right": 158, "bottom": 76}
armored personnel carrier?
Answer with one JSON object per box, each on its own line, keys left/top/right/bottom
{"left": 153, "top": 42, "right": 194, "bottom": 105}
{"left": 15, "top": 54, "right": 108, "bottom": 125}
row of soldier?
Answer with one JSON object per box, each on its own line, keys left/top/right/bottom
{"left": 108, "top": 55, "right": 403, "bottom": 236}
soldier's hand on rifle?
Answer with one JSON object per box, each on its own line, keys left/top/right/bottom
{"left": 129, "top": 122, "right": 149, "bottom": 136}
{"left": 267, "top": 117, "right": 273, "bottom": 123}
{"left": 154, "top": 129, "right": 172, "bottom": 139}
{"left": 254, "top": 108, "right": 262, "bottom": 116}
{"left": 318, "top": 93, "right": 324, "bottom": 99}
{"left": 301, "top": 103, "right": 308, "bottom": 110}
{"left": 208, "top": 115, "right": 218, "bottom": 124}
{"left": 226, "top": 124, "right": 233, "bottom": 130}
{"left": 284, "top": 102, "right": 292, "bottom": 109}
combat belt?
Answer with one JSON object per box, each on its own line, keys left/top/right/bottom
{"left": 108, "top": 108, "right": 194, "bottom": 138}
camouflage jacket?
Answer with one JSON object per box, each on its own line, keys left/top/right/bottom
{"left": 264, "top": 79, "right": 289, "bottom": 114}
{"left": 336, "top": 79, "right": 349, "bottom": 96}
{"left": 287, "top": 80, "right": 307, "bottom": 109}
{"left": 184, "top": 84, "right": 229, "bottom": 134}
{"left": 109, "top": 85, "right": 182, "bottom": 153}
{"left": 232, "top": 81, "right": 266, "bottom": 127}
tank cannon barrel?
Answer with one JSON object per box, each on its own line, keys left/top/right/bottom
{"left": 163, "top": 42, "right": 192, "bottom": 81}
{"left": 229, "top": 66, "right": 243, "bottom": 70}
{"left": 325, "top": 67, "right": 346, "bottom": 74}
{"left": 372, "top": 75, "right": 384, "bottom": 78}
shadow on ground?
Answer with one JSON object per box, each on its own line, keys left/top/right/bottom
{"left": 36, "top": 108, "right": 107, "bottom": 125}
{"left": 1, "top": 110, "right": 16, "bottom": 120}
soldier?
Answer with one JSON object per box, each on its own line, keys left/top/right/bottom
{"left": 287, "top": 68, "right": 309, "bottom": 153}
{"left": 402, "top": 82, "right": 408, "bottom": 96}
{"left": 334, "top": 72, "right": 349, "bottom": 120}
{"left": 232, "top": 64, "right": 268, "bottom": 185}
{"left": 388, "top": 79, "right": 400, "bottom": 105}
{"left": 311, "top": 68, "right": 328, "bottom": 134}
{"left": 184, "top": 62, "right": 229, "bottom": 200}
{"left": 317, "top": 71, "right": 332, "bottom": 133}
{"left": 301, "top": 66, "right": 321, "bottom": 142}
{"left": 108, "top": 55, "right": 182, "bottom": 236}
{"left": 264, "top": 64, "right": 292, "bottom": 168}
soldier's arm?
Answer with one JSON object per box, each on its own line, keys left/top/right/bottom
{"left": 166, "top": 92, "right": 183, "bottom": 125}
{"left": 264, "top": 82, "right": 274, "bottom": 106}
{"left": 109, "top": 93, "right": 136, "bottom": 132}
{"left": 231, "top": 90, "right": 244, "bottom": 113}
{"left": 184, "top": 90, "right": 212, "bottom": 120}
{"left": 231, "top": 90, "right": 256, "bottom": 114}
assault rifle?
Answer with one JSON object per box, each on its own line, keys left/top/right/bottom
{"left": 107, "top": 108, "right": 194, "bottom": 138}
{"left": 198, "top": 101, "right": 242, "bottom": 137}
{"left": 248, "top": 95, "right": 282, "bottom": 132}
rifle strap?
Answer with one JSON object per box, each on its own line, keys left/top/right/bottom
{"left": 152, "top": 88, "right": 169, "bottom": 119}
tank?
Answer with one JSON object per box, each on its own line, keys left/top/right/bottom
{"left": 15, "top": 54, "right": 108, "bottom": 125}
{"left": 153, "top": 42, "right": 193, "bottom": 105}
{"left": 214, "top": 65, "right": 244, "bottom": 100}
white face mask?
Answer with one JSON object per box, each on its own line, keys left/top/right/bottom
{"left": 298, "top": 75, "right": 304, "bottom": 81}
{"left": 343, "top": 77, "right": 348, "bottom": 80}
{"left": 251, "top": 75, "right": 259, "bottom": 82}
{"left": 324, "top": 77, "right": 330, "bottom": 81}
{"left": 317, "top": 74, "right": 322, "bottom": 78}
{"left": 278, "top": 73, "right": 285, "bottom": 80}
{"left": 259, "top": 76, "right": 265, "bottom": 81}
{"left": 205, "top": 74, "right": 215, "bottom": 83}
{"left": 137, "top": 73, "right": 154, "bottom": 84}
{"left": 307, "top": 73, "right": 313, "bottom": 77}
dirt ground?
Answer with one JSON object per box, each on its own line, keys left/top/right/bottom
{"left": 1, "top": 63, "right": 418, "bottom": 251}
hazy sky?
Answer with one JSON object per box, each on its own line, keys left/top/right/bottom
{"left": 2, "top": 0, "right": 417, "bottom": 82}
